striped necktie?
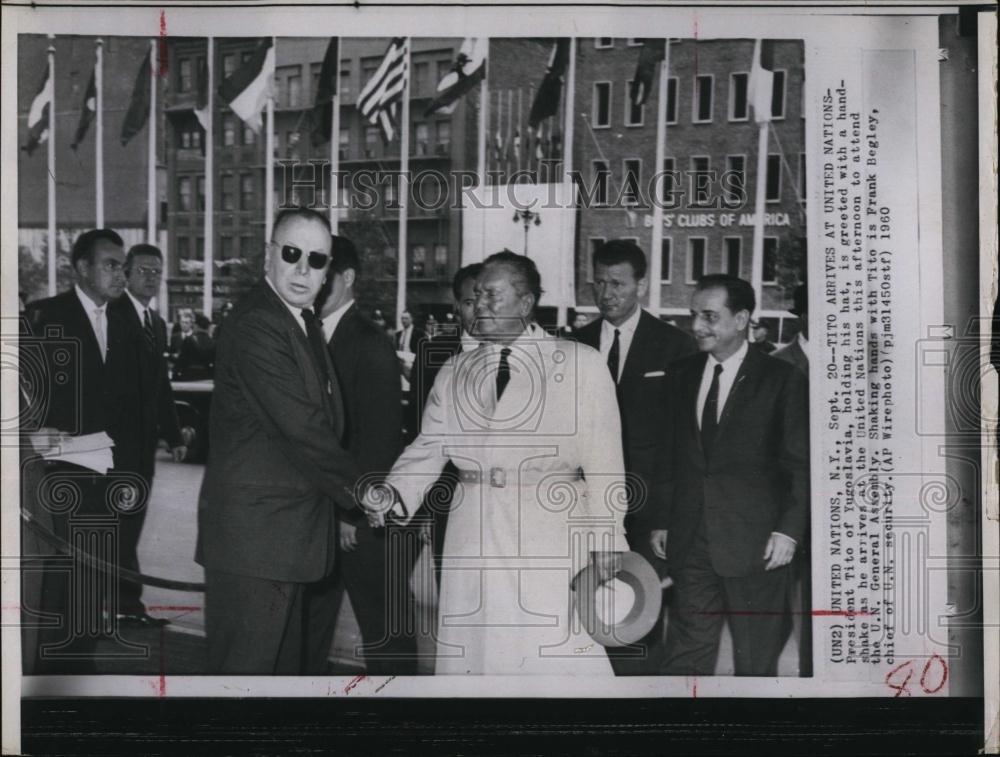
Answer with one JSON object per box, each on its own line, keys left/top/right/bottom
{"left": 142, "top": 308, "right": 157, "bottom": 352}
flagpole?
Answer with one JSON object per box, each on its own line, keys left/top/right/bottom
{"left": 477, "top": 43, "right": 488, "bottom": 188}
{"left": 204, "top": 37, "right": 215, "bottom": 317}
{"left": 330, "top": 48, "right": 341, "bottom": 233}
{"left": 265, "top": 37, "right": 276, "bottom": 243}
{"left": 750, "top": 120, "right": 769, "bottom": 308}
{"left": 147, "top": 39, "right": 157, "bottom": 244}
{"left": 95, "top": 39, "right": 104, "bottom": 228}
{"left": 47, "top": 36, "right": 56, "bottom": 296}
{"left": 395, "top": 39, "right": 411, "bottom": 327}
{"left": 648, "top": 39, "right": 670, "bottom": 313}
{"left": 557, "top": 37, "right": 577, "bottom": 329}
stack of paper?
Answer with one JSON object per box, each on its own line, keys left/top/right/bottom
{"left": 36, "top": 432, "right": 115, "bottom": 474}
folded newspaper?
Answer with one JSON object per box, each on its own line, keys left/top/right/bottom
{"left": 31, "top": 432, "right": 115, "bottom": 474}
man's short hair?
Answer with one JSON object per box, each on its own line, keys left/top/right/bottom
{"left": 330, "top": 235, "right": 360, "bottom": 276}
{"left": 593, "top": 239, "right": 647, "bottom": 280}
{"left": 71, "top": 229, "right": 124, "bottom": 266}
{"left": 125, "top": 243, "right": 163, "bottom": 271}
{"left": 452, "top": 262, "right": 483, "bottom": 300}
{"left": 271, "top": 206, "right": 332, "bottom": 239}
{"left": 696, "top": 273, "right": 756, "bottom": 316}
{"left": 482, "top": 249, "right": 543, "bottom": 305}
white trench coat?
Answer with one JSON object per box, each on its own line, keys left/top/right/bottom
{"left": 387, "top": 326, "right": 629, "bottom": 674}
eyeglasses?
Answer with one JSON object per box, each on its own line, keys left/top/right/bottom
{"left": 275, "top": 243, "right": 329, "bottom": 270}
{"left": 135, "top": 266, "right": 163, "bottom": 277}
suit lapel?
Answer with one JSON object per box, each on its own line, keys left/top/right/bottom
{"left": 714, "top": 347, "right": 760, "bottom": 443}
{"left": 65, "top": 290, "right": 106, "bottom": 373}
{"left": 685, "top": 354, "right": 709, "bottom": 450}
{"left": 619, "top": 310, "right": 649, "bottom": 384}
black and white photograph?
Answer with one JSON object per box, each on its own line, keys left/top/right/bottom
{"left": 2, "top": 2, "right": 996, "bottom": 754}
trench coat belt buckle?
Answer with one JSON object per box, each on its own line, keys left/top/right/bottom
{"left": 457, "top": 467, "right": 508, "bottom": 488}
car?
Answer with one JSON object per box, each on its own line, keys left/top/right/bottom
{"left": 171, "top": 379, "right": 213, "bottom": 462}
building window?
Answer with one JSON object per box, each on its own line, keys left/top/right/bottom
{"left": 339, "top": 64, "right": 351, "bottom": 96}
{"left": 196, "top": 237, "right": 205, "bottom": 264}
{"left": 660, "top": 237, "right": 672, "bottom": 282}
{"left": 766, "top": 154, "right": 782, "bottom": 202}
{"left": 625, "top": 80, "right": 644, "bottom": 126}
{"left": 729, "top": 72, "right": 749, "bottom": 121}
{"left": 240, "top": 174, "right": 254, "bottom": 210}
{"left": 436, "top": 121, "right": 451, "bottom": 153}
{"left": 763, "top": 237, "right": 779, "bottom": 283}
{"left": 771, "top": 70, "right": 787, "bottom": 119}
{"left": 240, "top": 236, "right": 255, "bottom": 259}
{"left": 276, "top": 65, "right": 302, "bottom": 108}
{"left": 414, "top": 122, "right": 430, "bottom": 156}
{"left": 411, "top": 244, "right": 427, "bottom": 277}
{"left": 222, "top": 115, "right": 236, "bottom": 146}
{"left": 222, "top": 53, "right": 236, "bottom": 79}
{"left": 433, "top": 243, "right": 448, "bottom": 276}
{"left": 220, "top": 174, "right": 235, "bottom": 211}
{"left": 592, "top": 160, "right": 610, "bottom": 206}
{"left": 365, "top": 127, "right": 379, "bottom": 158}
{"left": 687, "top": 238, "right": 707, "bottom": 283}
{"left": 592, "top": 82, "right": 612, "bottom": 128}
{"left": 242, "top": 123, "right": 255, "bottom": 145}
{"left": 798, "top": 152, "right": 807, "bottom": 201}
{"left": 626, "top": 38, "right": 643, "bottom": 47}
{"left": 220, "top": 235, "right": 234, "bottom": 261}
{"left": 196, "top": 176, "right": 206, "bottom": 211}
{"left": 665, "top": 77, "right": 678, "bottom": 123}
{"left": 178, "top": 58, "right": 193, "bottom": 93}
{"left": 587, "top": 237, "right": 606, "bottom": 283}
{"left": 595, "top": 38, "right": 613, "bottom": 49}
{"left": 724, "top": 154, "right": 746, "bottom": 208}
{"left": 287, "top": 131, "right": 300, "bottom": 160}
{"left": 622, "top": 159, "right": 641, "bottom": 206}
{"left": 339, "top": 128, "right": 350, "bottom": 160}
{"left": 693, "top": 75, "right": 713, "bottom": 123}
{"left": 690, "top": 156, "right": 712, "bottom": 206}
{"left": 178, "top": 177, "right": 193, "bottom": 211}
{"left": 724, "top": 237, "right": 742, "bottom": 277}
{"left": 413, "top": 61, "right": 429, "bottom": 96}
{"left": 661, "top": 157, "right": 677, "bottom": 205}
{"left": 177, "top": 237, "right": 191, "bottom": 266}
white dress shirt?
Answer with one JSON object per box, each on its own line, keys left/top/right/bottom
{"left": 797, "top": 332, "right": 811, "bottom": 362}
{"left": 398, "top": 324, "right": 413, "bottom": 351}
{"left": 320, "top": 298, "right": 354, "bottom": 342}
{"left": 598, "top": 304, "right": 642, "bottom": 383}
{"left": 696, "top": 338, "right": 749, "bottom": 428}
{"left": 125, "top": 289, "right": 153, "bottom": 325}
{"left": 264, "top": 277, "right": 308, "bottom": 336}
{"left": 460, "top": 331, "right": 479, "bottom": 353}
{"left": 75, "top": 285, "right": 108, "bottom": 361}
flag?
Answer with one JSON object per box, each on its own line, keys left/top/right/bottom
{"left": 121, "top": 53, "right": 151, "bottom": 146}
{"left": 528, "top": 38, "right": 570, "bottom": 128}
{"left": 629, "top": 38, "right": 666, "bottom": 108}
{"left": 194, "top": 57, "right": 210, "bottom": 131}
{"left": 748, "top": 39, "right": 775, "bottom": 124}
{"left": 424, "top": 37, "right": 487, "bottom": 116}
{"left": 218, "top": 38, "right": 275, "bottom": 134}
{"left": 310, "top": 38, "right": 339, "bottom": 146}
{"left": 71, "top": 68, "right": 97, "bottom": 151}
{"left": 358, "top": 37, "right": 408, "bottom": 143}
{"left": 23, "top": 68, "right": 53, "bottom": 156}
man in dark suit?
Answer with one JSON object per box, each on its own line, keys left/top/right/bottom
{"left": 773, "top": 282, "right": 811, "bottom": 676}
{"left": 196, "top": 208, "right": 361, "bottom": 674}
{"left": 576, "top": 239, "right": 697, "bottom": 675}
{"left": 108, "top": 243, "right": 187, "bottom": 626}
{"left": 307, "top": 235, "right": 416, "bottom": 674}
{"left": 656, "top": 274, "right": 809, "bottom": 677}
{"left": 408, "top": 263, "right": 483, "bottom": 590}
{"left": 22, "top": 228, "right": 145, "bottom": 672}
{"left": 395, "top": 309, "right": 424, "bottom": 353}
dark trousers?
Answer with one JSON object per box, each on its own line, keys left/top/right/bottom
{"left": 662, "top": 524, "right": 792, "bottom": 677}
{"left": 115, "top": 466, "right": 154, "bottom": 614}
{"left": 606, "top": 523, "right": 667, "bottom": 675}
{"left": 205, "top": 568, "right": 334, "bottom": 675}
{"left": 306, "top": 521, "right": 421, "bottom": 675}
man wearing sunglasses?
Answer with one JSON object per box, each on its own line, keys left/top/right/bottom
{"left": 197, "top": 207, "right": 362, "bottom": 674}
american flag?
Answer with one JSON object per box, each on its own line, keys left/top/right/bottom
{"left": 358, "top": 37, "right": 409, "bottom": 143}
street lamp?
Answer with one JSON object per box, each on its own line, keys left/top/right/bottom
{"left": 512, "top": 208, "right": 542, "bottom": 256}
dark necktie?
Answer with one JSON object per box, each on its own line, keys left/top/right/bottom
{"left": 142, "top": 309, "right": 157, "bottom": 352}
{"left": 300, "top": 307, "right": 346, "bottom": 437}
{"left": 701, "top": 364, "right": 723, "bottom": 460}
{"left": 496, "top": 347, "right": 512, "bottom": 401}
{"left": 607, "top": 328, "right": 621, "bottom": 383}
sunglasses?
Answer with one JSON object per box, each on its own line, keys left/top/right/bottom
{"left": 275, "top": 243, "right": 330, "bottom": 270}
